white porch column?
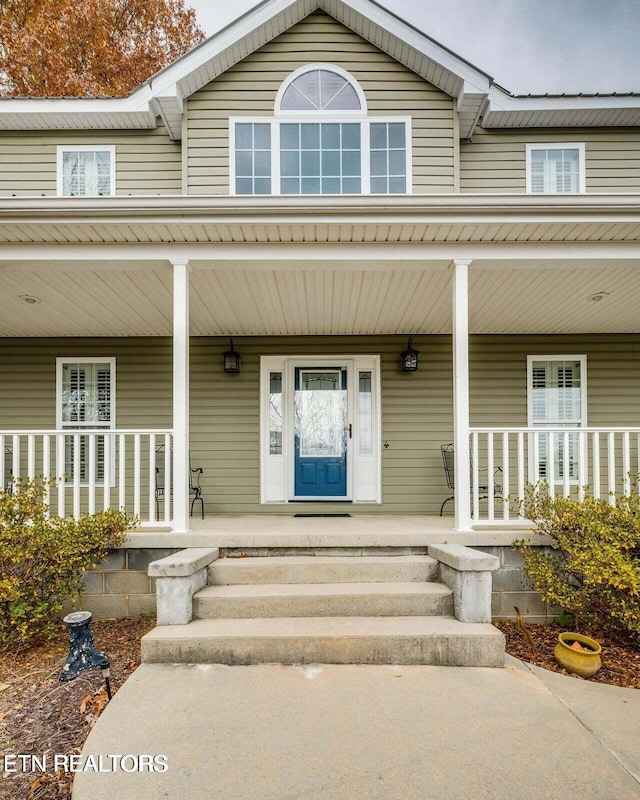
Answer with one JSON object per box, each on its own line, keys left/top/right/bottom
{"left": 452, "top": 259, "right": 472, "bottom": 532}
{"left": 172, "top": 259, "right": 190, "bottom": 533}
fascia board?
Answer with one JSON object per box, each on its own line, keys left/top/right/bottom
{"left": 485, "top": 85, "right": 640, "bottom": 116}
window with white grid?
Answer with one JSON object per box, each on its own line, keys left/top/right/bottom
{"left": 57, "top": 359, "right": 115, "bottom": 482}
{"left": 57, "top": 146, "right": 115, "bottom": 196}
{"left": 526, "top": 144, "right": 585, "bottom": 193}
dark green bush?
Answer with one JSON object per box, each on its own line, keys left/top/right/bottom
{"left": 0, "top": 477, "right": 135, "bottom": 645}
{"left": 515, "top": 487, "right": 640, "bottom": 640}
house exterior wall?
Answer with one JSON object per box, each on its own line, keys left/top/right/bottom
{"left": 1, "top": 333, "right": 639, "bottom": 516}
{"left": 186, "top": 10, "right": 456, "bottom": 195}
{"left": 461, "top": 126, "right": 640, "bottom": 193}
{"left": 0, "top": 126, "right": 182, "bottom": 197}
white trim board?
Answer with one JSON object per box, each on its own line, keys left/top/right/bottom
{"left": 260, "top": 354, "right": 381, "bottom": 504}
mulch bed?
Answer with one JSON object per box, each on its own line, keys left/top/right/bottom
{"left": 494, "top": 620, "right": 640, "bottom": 689}
{"left": 0, "top": 617, "right": 155, "bottom": 800}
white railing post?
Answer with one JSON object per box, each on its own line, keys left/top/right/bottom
{"left": 173, "top": 258, "right": 191, "bottom": 533}
{"left": 452, "top": 259, "right": 472, "bottom": 531}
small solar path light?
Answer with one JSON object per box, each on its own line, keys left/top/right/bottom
{"left": 59, "top": 611, "right": 112, "bottom": 700}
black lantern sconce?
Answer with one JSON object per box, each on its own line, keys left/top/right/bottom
{"left": 223, "top": 338, "right": 242, "bottom": 373}
{"left": 400, "top": 337, "right": 419, "bottom": 372}
{"left": 59, "top": 611, "right": 112, "bottom": 699}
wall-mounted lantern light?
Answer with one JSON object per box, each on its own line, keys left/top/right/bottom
{"left": 223, "top": 338, "right": 242, "bottom": 373}
{"left": 400, "top": 337, "right": 419, "bottom": 371}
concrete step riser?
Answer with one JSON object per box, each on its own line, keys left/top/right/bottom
{"left": 208, "top": 560, "right": 439, "bottom": 585}
{"left": 193, "top": 592, "right": 454, "bottom": 619}
{"left": 142, "top": 634, "right": 504, "bottom": 667}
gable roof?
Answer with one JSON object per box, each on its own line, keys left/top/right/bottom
{"left": 0, "top": 0, "right": 638, "bottom": 140}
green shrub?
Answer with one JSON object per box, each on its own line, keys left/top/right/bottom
{"left": 515, "top": 487, "right": 640, "bottom": 640}
{"left": 0, "top": 477, "right": 135, "bottom": 645}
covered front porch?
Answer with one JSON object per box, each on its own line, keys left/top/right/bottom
{"left": 1, "top": 195, "right": 640, "bottom": 534}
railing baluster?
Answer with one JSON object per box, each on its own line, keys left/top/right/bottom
{"left": 27, "top": 434, "right": 35, "bottom": 480}
{"left": 472, "top": 431, "right": 479, "bottom": 522}
{"left": 43, "top": 435, "right": 50, "bottom": 517}
{"left": 578, "top": 430, "right": 587, "bottom": 502}
{"left": 487, "top": 432, "right": 494, "bottom": 521}
{"left": 608, "top": 431, "right": 616, "bottom": 505}
{"left": 88, "top": 434, "right": 96, "bottom": 516}
{"left": 532, "top": 431, "right": 540, "bottom": 486}
{"left": 562, "top": 431, "right": 570, "bottom": 498}
{"left": 592, "top": 432, "right": 600, "bottom": 499}
{"left": 73, "top": 433, "right": 81, "bottom": 520}
{"left": 149, "top": 434, "right": 156, "bottom": 524}
{"left": 103, "top": 433, "right": 111, "bottom": 512}
{"left": 164, "top": 433, "right": 172, "bottom": 525}
{"left": 12, "top": 434, "right": 20, "bottom": 487}
{"left": 547, "top": 432, "right": 555, "bottom": 500}
{"left": 119, "top": 434, "right": 126, "bottom": 511}
{"left": 134, "top": 434, "right": 141, "bottom": 518}
{"left": 57, "top": 434, "right": 65, "bottom": 517}
{"left": 517, "top": 432, "right": 524, "bottom": 520}
{"left": 622, "top": 431, "right": 630, "bottom": 496}
{"left": 501, "top": 432, "right": 509, "bottom": 521}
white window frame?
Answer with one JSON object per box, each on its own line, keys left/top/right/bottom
{"left": 526, "top": 354, "right": 587, "bottom": 484}
{"left": 525, "top": 143, "right": 586, "bottom": 194}
{"left": 56, "top": 144, "right": 116, "bottom": 197}
{"left": 229, "top": 116, "right": 412, "bottom": 196}
{"left": 260, "top": 355, "right": 382, "bottom": 504}
{"left": 56, "top": 357, "right": 116, "bottom": 486}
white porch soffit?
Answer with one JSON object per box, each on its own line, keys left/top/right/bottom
{"left": 1, "top": 195, "right": 640, "bottom": 246}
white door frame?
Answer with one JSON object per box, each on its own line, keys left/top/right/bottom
{"left": 260, "top": 354, "right": 381, "bottom": 504}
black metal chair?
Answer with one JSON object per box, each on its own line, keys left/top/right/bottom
{"left": 155, "top": 446, "right": 205, "bottom": 519}
{"left": 440, "top": 442, "right": 502, "bottom": 516}
{"left": 189, "top": 464, "right": 204, "bottom": 519}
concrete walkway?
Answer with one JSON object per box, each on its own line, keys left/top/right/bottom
{"left": 73, "top": 656, "right": 640, "bottom": 800}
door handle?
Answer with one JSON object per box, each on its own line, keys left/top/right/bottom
{"left": 347, "top": 424, "right": 352, "bottom": 439}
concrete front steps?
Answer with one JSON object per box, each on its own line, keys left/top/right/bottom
{"left": 143, "top": 552, "right": 505, "bottom": 667}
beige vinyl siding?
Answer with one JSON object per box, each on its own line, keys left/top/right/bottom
{"left": 461, "top": 127, "right": 640, "bottom": 193}
{"left": 1, "top": 334, "right": 639, "bottom": 515}
{"left": 0, "top": 125, "right": 182, "bottom": 196}
{"left": 187, "top": 11, "right": 455, "bottom": 195}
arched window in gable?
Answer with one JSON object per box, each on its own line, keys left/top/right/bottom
{"left": 231, "top": 64, "right": 410, "bottom": 196}
{"left": 276, "top": 65, "right": 366, "bottom": 114}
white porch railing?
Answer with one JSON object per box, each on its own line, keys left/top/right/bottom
{"left": 0, "top": 430, "right": 173, "bottom": 527}
{"left": 469, "top": 427, "right": 640, "bottom": 524}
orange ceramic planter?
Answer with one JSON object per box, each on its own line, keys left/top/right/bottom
{"left": 554, "top": 632, "right": 602, "bottom": 678}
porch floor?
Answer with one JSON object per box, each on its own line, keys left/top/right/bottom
{"left": 128, "top": 514, "right": 537, "bottom": 549}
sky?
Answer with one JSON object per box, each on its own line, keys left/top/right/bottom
{"left": 185, "top": 0, "right": 640, "bottom": 94}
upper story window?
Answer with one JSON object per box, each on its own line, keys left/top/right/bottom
{"left": 57, "top": 145, "right": 116, "bottom": 196}
{"left": 231, "top": 65, "right": 411, "bottom": 196}
{"left": 526, "top": 143, "right": 585, "bottom": 194}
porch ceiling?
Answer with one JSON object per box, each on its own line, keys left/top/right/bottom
{"left": 1, "top": 259, "right": 640, "bottom": 337}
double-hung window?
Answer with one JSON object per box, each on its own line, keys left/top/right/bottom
{"left": 231, "top": 65, "right": 411, "bottom": 196}
{"left": 527, "top": 356, "right": 586, "bottom": 482}
{"left": 57, "top": 145, "right": 116, "bottom": 196}
{"left": 526, "top": 143, "right": 585, "bottom": 193}
{"left": 56, "top": 358, "right": 115, "bottom": 483}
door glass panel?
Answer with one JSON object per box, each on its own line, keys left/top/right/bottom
{"left": 269, "top": 372, "right": 283, "bottom": 455}
{"left": 358, "top": 371, "right": 372, "bottom": 455}
{"left": 295, "top": 370, "right": 347, "bottom": 457}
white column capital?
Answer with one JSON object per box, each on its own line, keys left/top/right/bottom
{"left": 450, "top": 258, "right": 473, "bottom": 269}
{"left": 170, "top": 258, "right": 192, "bottom": 271}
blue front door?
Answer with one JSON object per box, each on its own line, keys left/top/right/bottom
{"left": 294, "top": 367, "right": 348, "bottom": 497}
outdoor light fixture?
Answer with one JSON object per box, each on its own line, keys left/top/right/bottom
{"left": 223, "top": 338, "right": 242, "bottom": 373}
{"left": 59, "top": 611, "right": 112, "bottom": 700}
{"left": 400, "top": 337, "right": 419, "bottom": 371}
